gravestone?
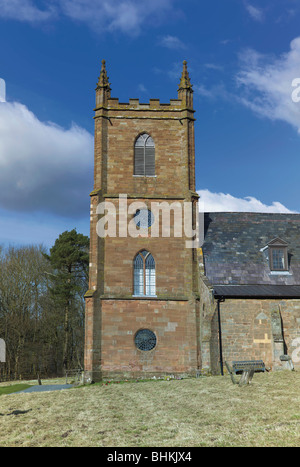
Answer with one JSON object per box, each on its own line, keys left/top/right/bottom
{"left": 0, "top": 339, "right": 5, "bottom": 363}
{"left": 271, "top": 309, "right": 285, "bottom": 365}
{"left": 280, "top": 355, "right": 294, "bottom": 371}
{"left": 239, "top": 369, "right": 255, "bottom": 386}
{"left": 225, "top": 361, "right": 255, "bottom": 386}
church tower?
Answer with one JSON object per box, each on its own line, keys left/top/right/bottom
{"left": 84, "top": 60, "right": 200, "bottom": 381}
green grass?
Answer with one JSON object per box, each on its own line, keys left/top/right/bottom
{"left": 0, "top": 384, "right": 32, "bottom": 396}
{"left": 0, "top": 371, "right": 300, "bottom": 446}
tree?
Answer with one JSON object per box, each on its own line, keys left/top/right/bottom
{"left": 45, "top": 229, "right": 89, "bottom": 370}
{"left": 0, "top": 245, "right": 50, "bottom": 378}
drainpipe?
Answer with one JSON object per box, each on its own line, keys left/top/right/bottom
{"left": 217, "top": 297, "right": 225, "bottom": 376}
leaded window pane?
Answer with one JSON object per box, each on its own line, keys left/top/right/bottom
{"left": 135, "top": 135, "right": 147, "bottom": 147}
{"left": 145, "top": 253, "right": 156, "bottom": 296}
{"left": 134, "top": 210, "right": 154, "bottom": 228}
{"left": 134, "top": 147, "right": 145, "bottom": 175}
{"left": 272, "top": 249, "right": 285, "bottom": 270}
{"left": 134, "top": 253, "right": 144, "bottom": 295}
{"left": 145, "top": 136, "right": 155, "bottom": 147}
{"left": 135, "top": 329, "right": 157, "bottom": 351}
{"left": 134, "top": 133, "right": 155, "bottom": 176}
{"left": 145, "top": 146, "right": 155, "bottom": 176}
{"left": 133, "top": 251, "right": 156, "bottom": 296}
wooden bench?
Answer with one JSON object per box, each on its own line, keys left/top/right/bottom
{"left": 232, "top": 360, "right": 265, "bottom": 374}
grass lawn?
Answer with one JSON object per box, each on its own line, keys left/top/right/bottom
{"left": 0, "top": 370, "right": 299, "bottom": 447}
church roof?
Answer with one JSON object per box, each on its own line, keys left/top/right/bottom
{"left": 213, "top": 284, "right": 300, "bottom": 298}
{"left": 202, "top": 212, "right": 300, "bottom": 291}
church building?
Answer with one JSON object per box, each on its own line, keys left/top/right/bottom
{"left": 84, "top": 60, "right": 300, "bottom": 381}
{"left": 199, "top": 212, "right": 300, "bottom": 374}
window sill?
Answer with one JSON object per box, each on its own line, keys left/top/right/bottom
{"left": 132, "top": 295, "right": 157, "bottom": 298}
{"left": 133, "top": 175, "right": 157, "bottom": 178}
{"left": 99, "top": 294, "right": 190, "bottom": 301}
{"left": 269, "top": 271, "right": 292, "bottom": 275}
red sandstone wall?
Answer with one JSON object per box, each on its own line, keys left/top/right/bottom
{"left": 84, "top": 74, "right": 198, "bottom": 381}
{"left": 100, "top": 299, "right": 198, "bottom": 379}
{"left": 212, "top": 298, "right": 300, "bottom": 371}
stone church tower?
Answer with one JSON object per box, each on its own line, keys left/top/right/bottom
{"left": 84, "top": 60, "right": 200, "bottom": 381}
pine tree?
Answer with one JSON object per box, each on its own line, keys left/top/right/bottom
{"left": 45, "top": 229, "right": 89, "bottom": 370}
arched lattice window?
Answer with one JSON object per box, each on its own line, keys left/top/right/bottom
{"left": 134, "top": 134, "right": 155, "bottom": 176}
{"left": 133, "top": 250, "right": 156, "bottom": 296}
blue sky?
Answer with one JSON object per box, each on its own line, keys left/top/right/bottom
{"left": 0, "top": 0, "right": 300, "bottom": 249}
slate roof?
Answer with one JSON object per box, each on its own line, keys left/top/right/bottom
{"left": 202, "top": 212, "right": 300, "bottom": 293}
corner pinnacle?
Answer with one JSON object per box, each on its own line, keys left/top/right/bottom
{"left": 178, "top": 60, "right": 193, "bottom": 91}
{"left": 97, "top": 59, "right": 111, "bottom": 89}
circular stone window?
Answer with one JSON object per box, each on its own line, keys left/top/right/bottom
{"left": 135, "top": 329, "right": 157, "bottom": 351}
{"left": 134, "top": 209, "right": 154, "bottom": 229}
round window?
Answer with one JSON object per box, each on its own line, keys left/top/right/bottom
{"left": 135, "top": 329, "right": 157, "bottom": 351}
{"left": 134, "top": 209, "right": 154, "bottom": 229}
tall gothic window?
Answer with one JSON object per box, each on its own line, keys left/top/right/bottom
{"left": 133, "top": 250, "right": 156, "bottom": 296}
{"left": 134, "top": 134, "right": 155, "bottom": 176}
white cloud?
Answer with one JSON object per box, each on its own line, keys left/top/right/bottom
{"left": 153, "top": 61, "right": 184, "bottom": 82}
{"left": 236, "top": 37, "right": 300, "bottom": 133}
{"left": 63, "top": 0, "right": 176, "bottom": 35}
{"left": 0, "top": 0, "right": 56, "bottom": 23}
{"left": 138, "top": 84, "right": 148, "bottom": 93}
{"left": 193, "top": 84, "right": 215, "bottom": 99}
{"left": 220, "top": 39, "right": 231, "bottom": 46}
{"left": 0, "top": 100, "right": 93, "bottom": 217}
{"left": 204, "top": 63, "right": 224, "bottom": 71}
{"left": 244, "top": 2, "right": 264, "bottom": 22}
{"left": 159, "top": 35, "right": 186, "bottom": 50}
{"left": 198, "top": 189, "right": 296, "bottom": 213}
{"left": 194, "top": 82, "right": 229, "bottom": 101}
{"left": 0, "top": 0, "right": 177, "bottom": 35}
